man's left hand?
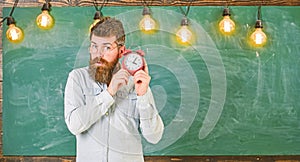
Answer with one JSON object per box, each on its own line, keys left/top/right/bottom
{"left": 134, "top": 61, "right": 150, "bottom": 96}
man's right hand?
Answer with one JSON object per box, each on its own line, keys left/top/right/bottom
{"left": 107, "top": 69, "right": 130, "bottom": 96}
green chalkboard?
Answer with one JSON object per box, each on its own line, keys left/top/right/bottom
{"left": 2, "top": 6, "right": 300, "bottom": 156}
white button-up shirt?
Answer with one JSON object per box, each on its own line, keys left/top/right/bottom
{"left": 64, "top": 66, "right": 164, "bottom": 162}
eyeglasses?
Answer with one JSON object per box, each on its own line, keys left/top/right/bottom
{"left": 89, "top": 42, "right": 120, "bottom": 54}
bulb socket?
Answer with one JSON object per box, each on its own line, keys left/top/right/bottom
{"left": 6, "top": 16, "right": 16, "bottom": 26}
{"left": 222, "top": 8, "right": 231, "bottom": 16}
{"left": 142, "top": 6, "right": 151, "bottom": 15}
{"left": 41, "top": 2, "right": 51, "bottom": 11}
{"left": 94, "top": 11, "right": 103, "bottom": 20}
{"left": 255, "top": 20, "right": 263, "bottom": 28}
{"left": 181, "top": 17, "right": 189, "bottom": 26}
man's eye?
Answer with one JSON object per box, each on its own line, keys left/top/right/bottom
{"left": 91, "top": 44, "right": 98, "bottom": 49}
{"left": 103, "top": 46, "right": 112, "bottom": 52}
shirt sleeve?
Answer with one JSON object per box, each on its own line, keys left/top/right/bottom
{"left": 137, "top": 87, "right": 164, "bottom": 144}
{"left": 64, "top": 70, "right": 114, "bottom": 135}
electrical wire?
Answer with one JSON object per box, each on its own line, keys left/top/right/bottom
{"left": 0, "top": 0, "right": 19, "bottom": 25}
{"left": 9, "top": 0, "right": 19, "bottom": 17}
{"left": 257, "top": 5, "right": 261, "bottom": 20}
{"left": 94, "top": 0, "right": 107, "bottom": 12}
{"left": 0, "top": 17, "right": 6, "bottom": 24}
{"left": 179, "top": 0, "right": 193, "bottom": 17}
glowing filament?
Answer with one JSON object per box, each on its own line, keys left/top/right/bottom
{"left": 250, "top": 28, "right": 267, "bottom": 47}
{"left": 176, "top": 26, "right": 192, "bottom": 44}
{"left": 6, "top": 24, "right": 24, "bottom": 43}
{"left": 219, "top": 15, "right": 235, "bottom": 35}
{"left": 139, "top": 15, "right": 157, "bottom": 33}
{"left": 36, "top": 10, "right": 55, "bottom": 30}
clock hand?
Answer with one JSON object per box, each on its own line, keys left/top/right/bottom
{"left": 132, "top": 58, "right": 137, "bottom": 65}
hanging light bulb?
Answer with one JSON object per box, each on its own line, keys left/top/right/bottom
{"left": 249, "top": 6, "right": 267, "bottom": 47}
{"left": 139, "top": 6, "right": 157, "bottom": 33}
{"left": 89, "top": 11, "right": 103, "bottom": 32}
{"left": 219, "top": 7, "right": 235, "bottom": 35}
{"left": 176, "top": 17, "right": 193, "bottom": 45}
{"left": 36, "top": 2, "right": 55, "bottom": 30}
{"left": 250, "top": 20, "right": 267, "bottom": 47}
{"left": 6, "top": 16, "right": 24, "bottom": 43}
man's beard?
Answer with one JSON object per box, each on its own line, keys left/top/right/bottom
{"left": 89, "top": 57, "right": 119, "bottom": 85}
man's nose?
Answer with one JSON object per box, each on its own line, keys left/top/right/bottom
{"left": 98, "top": 51, "right": 104, "bottom": 58}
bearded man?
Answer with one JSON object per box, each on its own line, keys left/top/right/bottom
{"left": 64, "top": 17, "right": 164, "bottom": 162}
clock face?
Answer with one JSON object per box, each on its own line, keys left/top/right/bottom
{"left": 122, "top": 52, "right": 144, "bottom": 75}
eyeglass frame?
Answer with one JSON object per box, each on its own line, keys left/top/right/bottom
{"left": 89, "top": 41, "right": 124, "bottom": 55}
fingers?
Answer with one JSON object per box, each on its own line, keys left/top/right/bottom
{"left": 143, "top": 59, "right": 149, "bottom": 74}
{"left": 108, "top": 69, "right": 130, "bottom": 96}
{"left": 115, "top": 70, "right": 130, "bottom": 89}
{"left": 134, "top": 70, "right": 150, "bottom": 96}
{"left": 115, "top": 69, "right": 130, "bottom": 84}
{"left": 134, "top": 70, "right": 150, "bottom": 83}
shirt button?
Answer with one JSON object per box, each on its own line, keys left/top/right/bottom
{"left": 105, "top": 112, "right": 109, "bottom": 116}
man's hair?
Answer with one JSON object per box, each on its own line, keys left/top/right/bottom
{"left": 90, "top": 17, "right": 125, "bottom": 46}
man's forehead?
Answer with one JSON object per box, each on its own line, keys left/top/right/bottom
{"left": 91, "top": 35, "right": 117, "bottom": 44}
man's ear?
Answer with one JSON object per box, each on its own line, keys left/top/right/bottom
{"left": 118, "top": 45, "right": 126, "bottom": 58}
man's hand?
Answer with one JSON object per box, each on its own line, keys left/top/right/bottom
{"left": 134, "top": 60, "right": 151, "bottom": 96}
{"left": 107, "top": 69, "right": 130, "bottom": 96}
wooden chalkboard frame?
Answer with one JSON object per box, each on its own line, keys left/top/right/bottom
{"left": 0, "top": 3, "right": 299, "bottom": 161}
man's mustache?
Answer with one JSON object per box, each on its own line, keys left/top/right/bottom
{"left": 90, "top": 57, "right": 109, "bottom": 69}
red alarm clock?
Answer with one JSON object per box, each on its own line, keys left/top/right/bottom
{"left": 122, "top": 50, "right": 145, "bottom": 75}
